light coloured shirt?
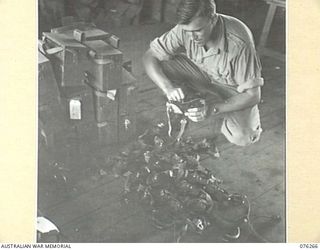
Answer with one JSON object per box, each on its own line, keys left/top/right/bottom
{"left": 150, "top": 14, "right": 264, "bottom": 93}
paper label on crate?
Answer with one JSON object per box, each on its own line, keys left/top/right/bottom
{"left": 97, "top": 121, "right": 108, "bottom": 128}
{"left": 69, "top": 99, "right": 81, "bottom": 120}
{"left": 124, "top": 119, "right": 131, "bottom": 130}
{"left": 107, "top": 90, "right": 117, "bottom": 100}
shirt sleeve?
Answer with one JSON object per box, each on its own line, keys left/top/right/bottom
{"left": 150, "top": 25, "right": 184, "bottom": 61}
{"left": 231, "top": 45, "right": 264, "bottom": 93}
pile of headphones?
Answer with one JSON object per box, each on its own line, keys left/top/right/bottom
{"left": 108, "top": 122, "right": 260, "bottom": 242}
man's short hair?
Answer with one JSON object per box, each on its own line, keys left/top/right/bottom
{"left": 176, "top": 0, "right": 216, "bottom": 24}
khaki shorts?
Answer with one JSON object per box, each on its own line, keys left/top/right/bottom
{"left": 221, "top": 105, "right": 262, "bottom": 146}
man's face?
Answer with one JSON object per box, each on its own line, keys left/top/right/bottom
{"left": 181, "top": 16, "right": 216, "bottom": 47}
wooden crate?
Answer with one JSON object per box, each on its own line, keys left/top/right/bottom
{"left": 96, "top": 121, "right": 118, "bottom": 146}
{"left": 118, "top": 69, "right": 138, "bottom": 143}
{"left": 38, "top": 51, "right": 61, "bottom": 107}
{"left": 93, "top": 89, "right": 118, "bottom": 123}
{"left": 85, "top": 40, "right": 123, "bottom": 91}
{"left": 42, "top": 24, "right": 123, "bottom": 90}
{"left": 42, "top": 32, "right": 91, "bottom": 87}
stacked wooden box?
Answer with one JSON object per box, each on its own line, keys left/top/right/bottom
{"left": 38, "top": 51, "right": 69, "bottom": 150}
{"left": 40, "top": 22, "right": 138, "bottom": 148}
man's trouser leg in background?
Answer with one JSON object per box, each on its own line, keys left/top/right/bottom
{"left": 160, "top": 54, "right": 262, "bottom": 146}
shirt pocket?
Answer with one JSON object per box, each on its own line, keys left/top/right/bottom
{"left": 215, "top": 55, "right": 233, "bottom": 85}
{"left": 214, "top": 65, "right": 231, "bottom": 85}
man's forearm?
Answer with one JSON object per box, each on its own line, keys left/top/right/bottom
{"left": 212, "top": 87, "right": 261, "bottom": 114}
{"left": 143, "top": 50, "right": 173, "bottom": 94}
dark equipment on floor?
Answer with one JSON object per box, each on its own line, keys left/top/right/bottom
{"left": 109, "top": 121, "right": 281, "bottom": 242}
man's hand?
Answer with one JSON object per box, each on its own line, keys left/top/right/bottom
{"left": 185, "top": 105, "right": 208, "bottom": 122}
{"left": 164, "top": 87, "right": 185, "bottom": 102}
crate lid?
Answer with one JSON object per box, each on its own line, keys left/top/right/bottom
{"left": 38, "top": 50, "right": 49, "bottom": 65}
{"left": 84, "top": 40, "right": 122, "bottom": 56}
{"left": 43, "top": 32, "right": 87, "bottom": 49}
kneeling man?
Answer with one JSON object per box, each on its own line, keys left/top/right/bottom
{"left": 143, "top": 0, "right": 263, "bottom": 146}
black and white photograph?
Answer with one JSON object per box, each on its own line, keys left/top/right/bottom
{"left": 37, "top": 0, "right": 286, "bottom": 243}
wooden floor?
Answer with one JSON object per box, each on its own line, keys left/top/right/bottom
{"left": 38, "top": 23, "right": 286, "bottom": 243}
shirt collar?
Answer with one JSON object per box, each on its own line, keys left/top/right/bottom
{"left": 204, "top": 14, "right": 228, "bottom": 55}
